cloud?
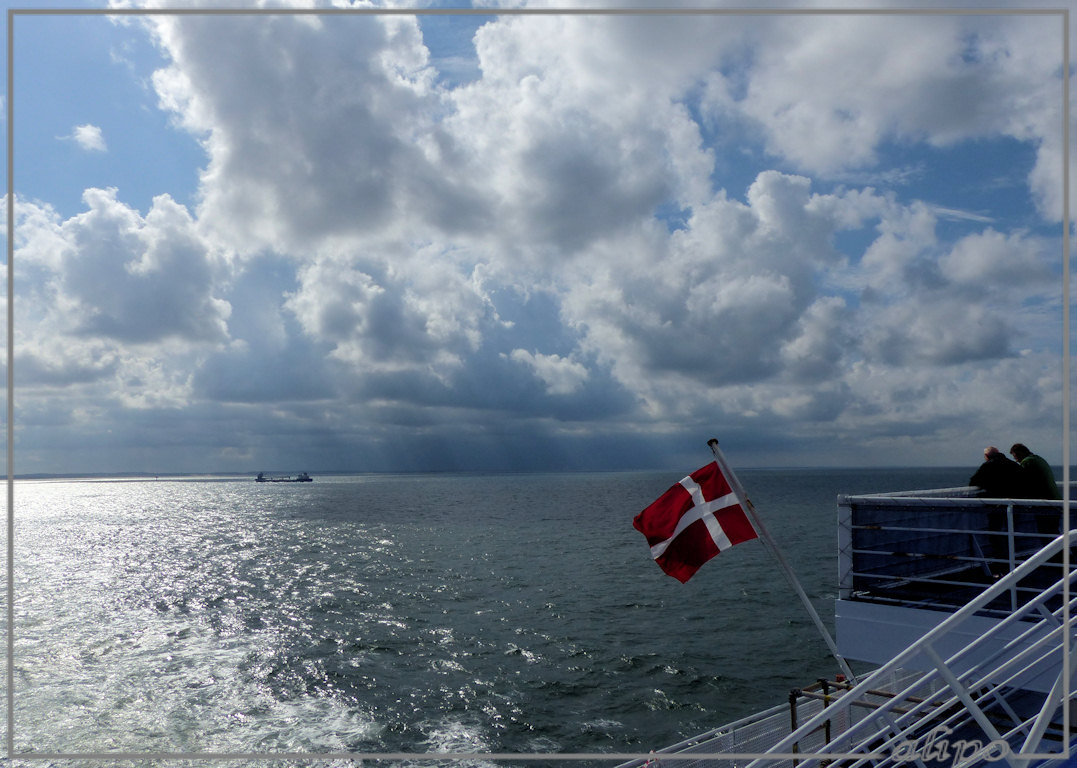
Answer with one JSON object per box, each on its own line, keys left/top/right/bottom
{"left": 58, "top": 188, "right": 230, "bottom": 344}
{"left": 701, "top": 15, "right": 1063, "bottom": 183}
{"left": 8, "top": 8, "right": 1067, "bottom": 472}
{"left": 283, "top": 244, "right": 500, "bottom": 380}
{"left": 149, "top": 11, "right": 486, "bottom": 255}
{"left": 10, "top": 191, "right": 230, "bottom": 413}
{"left": 557, "top": 172, "right": 872, "bottom": 401}
{"left": 68, "top": 123, "right": 107, "bottom": 152}
{"left": 927, "top": 206, "right": 994, "bottom": 225}
{"left": 779, "top": 297, "right": 852, "bottom": 382}
{"left": 864, "top": 302, "right": 1013, "bottom": 367}
{"left": 940, "top": 229, "right": 1055, "bottom": 290}
{"left": 506, "top": 349, "right": 589, "bottom": 396}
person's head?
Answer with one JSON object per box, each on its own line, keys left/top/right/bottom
{"left": 984, "top": 446, "right": 1002, "bottom": 460}
{"left": 1010, "top": 443, "right": 1031, "bottom": 461}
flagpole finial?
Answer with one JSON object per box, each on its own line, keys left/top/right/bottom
{"left": 707, "top": 438, "right": 719, "bottom": 447}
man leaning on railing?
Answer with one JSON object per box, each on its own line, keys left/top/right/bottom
{"left": 1009, "top": 443, "right": 1061, "bottom": 501}
{"left": 968, "top": 446, "right": 1024, "bottom": 499}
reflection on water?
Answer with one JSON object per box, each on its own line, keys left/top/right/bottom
{"left": 12, "top": 468, "right": 970, "bottom": 760}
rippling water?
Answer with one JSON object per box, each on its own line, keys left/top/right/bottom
{"left": 13, "top": 467, "right": 971, "bottom": 763}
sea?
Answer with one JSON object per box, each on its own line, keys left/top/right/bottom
{"left": 12, "top": 466, "right": 977, "bottom": 765}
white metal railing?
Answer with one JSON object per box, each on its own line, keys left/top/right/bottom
{"left": 742, "top": 531, "right": 1077, "bottom": 768}
{"left": 616, "top": 670, "right": 936, "bottom": 768}
{"left": 636, "top": 532, "right": 1076, "bottom": 768}
{"left": 838, "top": 488, "right": 1069, "bottom": 617}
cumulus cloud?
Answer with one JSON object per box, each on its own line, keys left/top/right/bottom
{"left": 283, "top": 244, "right": 500, "bottom": 381}
{"left": 68, "top": 123, "right": 107, "bottom": 152}
{"left": 9, "top": 8, "right": 1067, "bottom": 472}
{"left": 701, "top": 15, "right": 1062, "bottom": 181}
{"left": 10, "top": 191, "right": 229, "bottom": 414}
{"left": 149, "top": 11, "right": 486, "bottom": 255}
{"left": 864, "top": 302, "right": 1013, "bottom": 367}
{"left": 57, "top": 188, "right": 230, "bottom": 344}
{"left": 558, "top": 172, "right": 877, "bottom": 402}
{"left": 779, "top": 297, "right": 852, "bottom": 382}
{"left": 940, "top": 229, "right": 1055, "bottom": 290}
{"left": 507, "top": 349, "right": 589, "bottom": 396}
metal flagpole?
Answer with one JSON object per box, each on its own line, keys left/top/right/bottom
{"left": 708, "top": 439, "right": 858, "bottom": 684}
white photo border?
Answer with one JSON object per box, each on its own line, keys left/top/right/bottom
{"left": 5, "top": 4, "right": 1071, "bottom": 763}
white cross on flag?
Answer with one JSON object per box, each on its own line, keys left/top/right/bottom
{"left": 632, "top": 461, "right": 758, "bottom": 583}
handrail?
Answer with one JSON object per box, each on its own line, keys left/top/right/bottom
{"left": 744, "top": 531, "right": 1076, "bottom": 768}
{"left": 842, "top": 494, "right": 1065, "bottom": 507}
{"left": 838, "top": 493, "right": 1065, "bottom": 611}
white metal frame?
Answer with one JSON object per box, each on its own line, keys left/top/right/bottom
{"left": 746, "top": 532, "right": 1077, "bottom": 768}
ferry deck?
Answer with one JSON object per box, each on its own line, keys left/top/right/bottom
{"left": 619, "top": 483, "right": 1076, "bottom": 768}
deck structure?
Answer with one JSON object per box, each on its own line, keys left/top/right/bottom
{"left": 620, "top": 483, "right": 1075, "bottom": 768}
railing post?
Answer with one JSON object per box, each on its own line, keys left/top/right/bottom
{"left": 789, "top": 689, "right": 800, "bottom": 767}
{"left": 1007, "top": 502, "right": 1017, "bottom": 612}
{"left": 819, "top": 677, "right": 832, "bottom": 767}
{"left": 837, "top": 495, "right": 853, "bottom": 600}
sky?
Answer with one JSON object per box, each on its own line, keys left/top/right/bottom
{"left": 1, "top": 0, "right": 1071, "bottom": 475}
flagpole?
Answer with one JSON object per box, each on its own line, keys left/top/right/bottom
{"left": 708, "top": 439, "right": 858, "bottom": 684}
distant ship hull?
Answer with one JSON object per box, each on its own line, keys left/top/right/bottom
{"left": 255, "top": 472, "right": 313, "bottom": 483}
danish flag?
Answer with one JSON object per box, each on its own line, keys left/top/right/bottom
{"left": 632, "top": 461, "right": 758, "bottom": 583}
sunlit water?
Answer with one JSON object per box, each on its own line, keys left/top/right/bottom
{"left": 12, "top": 468, "right": 972, "bottom": 764}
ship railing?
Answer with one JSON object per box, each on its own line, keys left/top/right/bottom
{"left": 635, "top": 532, "right": 1075, "bottom": 768}
{"left": 838, "top": 486, "right": 1071, "bottom": 617}
{"left": 616, "top": 670, "right": 936, "bottom": 768}
{"left": 740, "top": 530, "right": 1077, "bottom": 768}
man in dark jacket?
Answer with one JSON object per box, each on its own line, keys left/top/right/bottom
{"left": 969, "top": 446, "right": 1025, "bottom": 498}
{"left": 970, "top": 446, "right": 1027, "bottom": 567}
{"left": 1009, "top": 443, "right": 1061, "bottom": 501}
